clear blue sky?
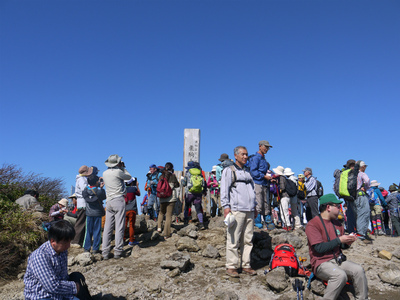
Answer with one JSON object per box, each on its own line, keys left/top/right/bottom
{"left": 1, "top": 0, "right": 399, "bottom": 203}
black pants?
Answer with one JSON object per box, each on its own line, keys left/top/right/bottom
{"left": 306, "top": 196, "right": 319, "bottom": 221}
{"left": 71, "top": 208, "right": 86, "bottom": 246}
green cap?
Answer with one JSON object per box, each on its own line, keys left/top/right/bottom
{"left": 319, "top": 194, "right": 342, "bottom": 205}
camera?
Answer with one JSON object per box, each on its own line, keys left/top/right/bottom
{"left": 336, "top": 253, "right": 347, "bottom": 265}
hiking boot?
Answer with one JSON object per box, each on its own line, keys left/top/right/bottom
{"left": 365, "top": 234, "right": 374, "bottom": 241}
{"left": 361, "top": 238, "right": 373, "bottom": 245}
{"left": 242, "top": 268, "right": 257, "bottom": 276}
{"left": 93, "top": 250, "right": 102, "bottom": 254}
{"left": 378, "top": 229, "right": 385, "bottom": 236}
{"left": 114, "top": 253, "right": 125, "bottom": 259}
{"left": 103, "top": 253, "right": 113, "bottom": 260}
{"left": 226, "top": 268, "right": 240, "bottom": 278}
{"left": 198, "top": 223, "right": 205, "bottom": 230}
{"left": 128, "top": 241, "right": 139, "bottom": 246}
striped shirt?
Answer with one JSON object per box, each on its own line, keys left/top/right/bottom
{"left": 357, "top": 171, "right": 370, "bottom": 191}
{"left": 305, "top": 176, "right": 317, "bottom": 197}
{"left": 24, "top": 241, "right": 77, "bottom": 300}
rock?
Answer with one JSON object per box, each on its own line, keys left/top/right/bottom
{"left": 310, "top": 279, "right": 326, "bottom": 296}
{"left": 176, "top": 236, "right": 200, "bottom": 252}
{"left": 265, "top": 267, "right": 289, "bottom": 292}
{"left": 75, "top": 252, "right": 93, "bottom": 266}
{"left": 379, "top": 264, "right": 400, "bottom": 286}
{"left": 202, "top": 244, "right": 220, "bottom": 258}
{"left": 271, "top": 233, "right": 304, "bottom": 250}
{"left": 168, "top": 268, "right": 181, "bottom": 277}
{"left": 67, "top": 256, "right": 75, "bottom": 267}
{"left": 146, "top": 219, "right": 157, "bottom": 231}
{"left": 160, "top": 252, "right": 191, "bottom": 271}
{"left": 379, "top": 250, "right": 393, "bottom": 260}
{"left": 178, "top": 224, "right": 198, "bottom": 238}
{"left": 134, "top": 214, "right": 148, "bottom": 234}
{"left": 130, "top": 245, "right": 142, "bottom": 259}
{"left": 392, "top": 248, "right": 400, "bottom": 260}
{"left": 214, "top": 290, "right": 239, "bottom": 299}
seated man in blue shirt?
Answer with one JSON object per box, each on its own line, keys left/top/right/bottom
{"left": 24, "top": 220, "right": 89, "bottom": 300}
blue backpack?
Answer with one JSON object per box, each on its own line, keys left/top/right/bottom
{"left": 367, "top": 188, "right": 378, "bottom": 205}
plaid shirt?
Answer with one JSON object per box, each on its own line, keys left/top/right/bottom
{"left": 24, "top": 241, "right": 77, "bottom": 300}
{"left": 357, "top": 171, "right": 370, "bottom": 191}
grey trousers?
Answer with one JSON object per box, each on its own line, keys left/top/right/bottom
{"left": 255, "top": 184, "right": 270, "bottom": 216}
{"left": 102, "top": 196, "right": 126, "bottom": 257}
{"left": 349, "top": 194, "right": 370, "bottom": 237}
{"left": 316, "top": 259, "right": 368, "bottom": 300}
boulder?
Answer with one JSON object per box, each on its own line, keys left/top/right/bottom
{"left": 271, "top": 233, "right": 304, "bottom": 250}
{"left": 392, "top": 248, "right": 400, "bottom": 260}
{"left": 378, "top": 250, "right": 393, "bottom": 260}
{"left": 134, "top": 214, "right": 148, "bottom": 234}
{"left": 214, "top": 290, "right": 239, "bottom": 300}
{"left": 176, "top": 236, "right": 200, "bottom": 252}
{"left": 75, "top": 252, "right": 93, "bottom": 266}
{"left": 178, "top": 224, "right": 198, "bottom": 238}
{"left": 265, "top": 267, "right": 289, "bottom": 292}
{"left": 379, "top": 263, "right": 400, "bottom": 286}
{"left": 160, "top": 252, "right": 191, "bottom": 271}
{"left": 202, "top": 244, "right": 220, "bottom": 258}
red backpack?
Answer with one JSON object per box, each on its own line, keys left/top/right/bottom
{"left": 269, "top": 243, "right": 299, "bottom": 276}
{"left": 156, "top": 176, "right": 172, "bottom": 198}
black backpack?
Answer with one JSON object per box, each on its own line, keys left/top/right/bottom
{"left": 282, "top": 177, "right": 298, "bottom": 197}
{"left": 316, "top": 180, "right": 324, "bottom": 198}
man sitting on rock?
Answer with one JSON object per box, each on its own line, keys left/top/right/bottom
{"left": 24, "top": 220, "right": 91, "bottom": 300}
{"left": 305, "top": 194, "right": 368, "bottom": 300}
{"left": 221, "top": 146, "right": 257, "bottom": 277}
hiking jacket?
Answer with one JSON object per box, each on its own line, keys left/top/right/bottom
{"left": 216, "top": 160, "right": 234, "bottom": 182}
{"left": 146, "top": 171, "right": 161, "bottom": 195}
{"left": 370, "top": 186, "right": 387, "bottom": 206}
{"left": 305, "top": 176, "right": 317, "bottom": 197}
{"left": 49, "top": 204, "right": 65, "bottom": 222}
{"left": 248, "top": 152, "right": 270, "bottom": 186}
{"left": 15, "top": 194, "right": 44, "bottom": 212}
{"left": 159, "top": 170, "right": 180, "bottom": 203}
{"left": 75, "top": 175, "right": 88, "bottom": 208}
{"left": 386, "top": 192, "right": 400, "bottom": 217}
{"left": 103, "top": 167, "right": 132, "bottom": 201}
{"left": 207, "top": 174, "right": 220, "bottom": 195}
{"left": 83, "top": 186, "right": 106, "bottom": 217}
{"left": 125, "top": 186, "right": 140, "bottom": 211}
{"left": 220, "top": 164, "right": 256, "bottom": 212}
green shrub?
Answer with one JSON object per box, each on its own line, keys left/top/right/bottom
{"left": 0, "top": 200, "right": 47, "bottom": 278}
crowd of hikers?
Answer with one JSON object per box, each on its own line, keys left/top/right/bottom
{"left": 15, "top": 140, "right": 400, "bottom": 300}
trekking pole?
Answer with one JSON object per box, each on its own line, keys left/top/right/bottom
{"left": 299, "top": 279, "right": 304, "bottom": 300}
{"left": 294, "top": 278, "right": 300, "bottom": 300}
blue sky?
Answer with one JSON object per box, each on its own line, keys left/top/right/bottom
{"left": 1, "top": 0, "right": 399, "bottom": 203}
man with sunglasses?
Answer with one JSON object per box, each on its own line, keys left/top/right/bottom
{"left": 305, "top": 194, "right": 368, "bottom": 300}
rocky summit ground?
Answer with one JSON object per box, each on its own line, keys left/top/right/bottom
{"left": 1, "top": 215, "right": 400, "bottom": 300}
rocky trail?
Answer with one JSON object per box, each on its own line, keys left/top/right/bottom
{"left": 1, "top": 215, "right": 400, "bottom": 300}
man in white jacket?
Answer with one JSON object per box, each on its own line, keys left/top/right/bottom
{"left": 221, "top": 146, "right": 257, "bottom": 278}
{"left": 102, "top": 154, "right": 132, "bottom": 260}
